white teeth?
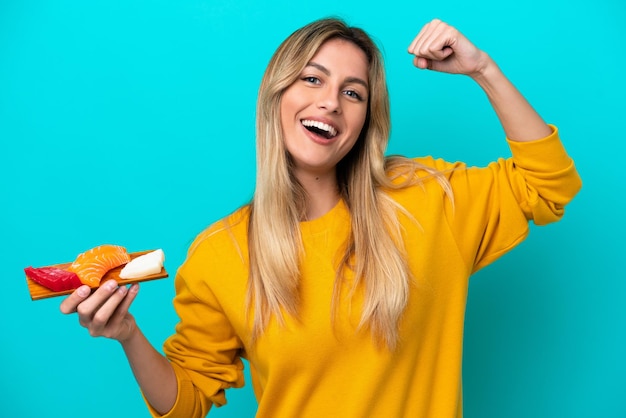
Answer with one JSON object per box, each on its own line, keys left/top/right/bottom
{"left": 301, "top": 119, "right": 337, "bottom": 137}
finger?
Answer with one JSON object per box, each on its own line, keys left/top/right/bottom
{"left": 427, "top": 28, "right": 458, "bottom": 61}
{"left": 415, "top": 26, "right": 456, "bottom": 62}
{"left": 73, "top": 279, "right": 120, "bottom": 319}
{"left": 104, "top": 284, "right": 140, "bottom": 328}
{"left": 413, "top": 56, "right": 430, "bottom": 70}
{"left": 408, "top": 18, "right": 446, "bottom": 57}
{"left": 408, "top": 21, "right": 434, "bottom": 56}
{"left": 113, "top": 284, "right": 139, "bottom": 322}
{"left": 407, "top": 19, "right": 437, "bottom": 53}
{"left": 106, "top": 285, "right": 140, "bottom": 340}
{"left": 60, "top": 285, "right": 92, "bottom": 314}
{"left": 89, "top": 283, "right": 134, "bottom": 335}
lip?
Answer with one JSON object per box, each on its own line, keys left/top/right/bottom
{"left": 299, "top": 117, "right": 341, "bottom": 145}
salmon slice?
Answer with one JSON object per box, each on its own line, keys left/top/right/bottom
{"left": 67, "top": 244, "right": 131, "bottom": 287}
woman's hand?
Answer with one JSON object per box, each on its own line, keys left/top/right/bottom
{"left": 408, "top": 19, "right": 551, "bottom": 141}
{"left": 408, "top": 19, "right": 489, "bottom": 77}
{"left": 60, "top": 279, "right": 140, "bottom": 343}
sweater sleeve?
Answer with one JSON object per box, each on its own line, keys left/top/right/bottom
{"left": 146, "top": 238, "right": 246, "bottom": 418}
{"left": 506, "top": 125, "right": 581, "bottom": 225}
{"left": 442, "top": 125, "right": 581, "bottom": 272}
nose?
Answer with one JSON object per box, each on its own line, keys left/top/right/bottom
{"left": 316, "top": 87, "right": 341, "bottom": 114}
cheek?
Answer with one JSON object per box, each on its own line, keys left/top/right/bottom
{"left": 279, "top": 93, "right": 298, "bottom": 132}
{"left": 351, "top": 108, "right": 368, "bottom": 138}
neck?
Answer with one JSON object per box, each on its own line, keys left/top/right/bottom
{"left": 297, "top": 171, "right": 340, "bottom": 221}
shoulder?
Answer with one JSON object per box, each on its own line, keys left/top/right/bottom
{"left": 175, "top": 206, "right": 250, "bottom": 298}
{"left": 185, "top": 205, "right": 251, "bottom": 264}
{"left": 385, "top": 155, "right": 465, "bottom": 182}
{"left": 383, "top": 155, "right": 467, "bottom": 204}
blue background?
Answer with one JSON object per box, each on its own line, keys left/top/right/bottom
{"left": 1, "top": 1, "right": 624, "bottom": 417}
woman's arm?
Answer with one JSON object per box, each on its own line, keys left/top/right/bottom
{"left": 60, "top": 281, "right": 177, "bottom": 415}
{"left": 407, "top": 18, "right": 551, "bottom": 142}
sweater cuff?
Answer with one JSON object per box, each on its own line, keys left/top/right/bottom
{"left": 505, "top": 124, "right": 574, "bottom": 172}
{"left": 145, "top": 362, "right": 221, "bottom": 418}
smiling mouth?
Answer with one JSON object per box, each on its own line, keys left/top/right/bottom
{"left": 301, "top": 119, "right": 338, "bottom": 139}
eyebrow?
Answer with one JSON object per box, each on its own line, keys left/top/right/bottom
{"left": 306, "top": 61, "right": 369, "bottom": 89}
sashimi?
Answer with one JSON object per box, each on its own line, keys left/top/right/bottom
{"left": 24, "top": 266, "right": 83, "bottom": 292}
{"left": 120, "top": 249, "right": 165, "bottom": 279}
{"left": 68, "top": 244, "right": 131, "bottom": 287}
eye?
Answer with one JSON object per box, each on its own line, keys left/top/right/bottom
{"left": 344, "top": 89, "right": 365, "bottom": 102}
{"left": 302, "top": 76, "right": 321, "bottom": 85}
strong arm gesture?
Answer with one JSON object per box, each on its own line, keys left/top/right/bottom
{"left": 408, "top": 19, "right": 552, "bottom": 142}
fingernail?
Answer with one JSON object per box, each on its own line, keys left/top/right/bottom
{"left": 77, "top": 286, "right": 90, "bottom": 297}
{"left": 105, "top": 280, "right": 118, "bottom": 291}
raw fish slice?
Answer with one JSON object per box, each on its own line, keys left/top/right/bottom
{"left": 24, "top": 266, "right": 83, "bottom": 292}
{"left": 120, "top": 249, "right": 165, "bottom": 279}
{"left": 68, "top": 244, "right": 131, "bottom": 287}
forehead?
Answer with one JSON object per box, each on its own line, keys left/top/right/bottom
{"left": 308, "top": 38, "right": 369, "bottom": 81}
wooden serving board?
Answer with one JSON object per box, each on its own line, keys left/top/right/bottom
{"left": 26, "top": 250, "right": 169, "bottom": 301}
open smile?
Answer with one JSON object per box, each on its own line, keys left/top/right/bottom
{"left": 301, "top": 119, "right": 339, "bottom": 140}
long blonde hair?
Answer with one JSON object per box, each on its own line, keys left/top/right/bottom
{"left": 248, "top": 18, "right": 450, "bottom": 349}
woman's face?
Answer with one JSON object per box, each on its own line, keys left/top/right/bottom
{"left": 280, "top": 38, "right": 369, "bottom": 181}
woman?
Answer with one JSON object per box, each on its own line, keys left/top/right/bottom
{"left": 60, "top": 18, "right": 581, "bottom": 417}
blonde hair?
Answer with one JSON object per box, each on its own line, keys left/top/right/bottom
{"left": 248, "top": 18, "right": 451, "bottom": 349}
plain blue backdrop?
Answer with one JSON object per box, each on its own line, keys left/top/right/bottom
{"left": 1, "top": 1, "right": 624, "bottom": 417}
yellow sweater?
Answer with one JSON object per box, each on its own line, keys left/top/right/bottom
{"left": 150, "top": 127, "right": 581, "bottom": 418}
